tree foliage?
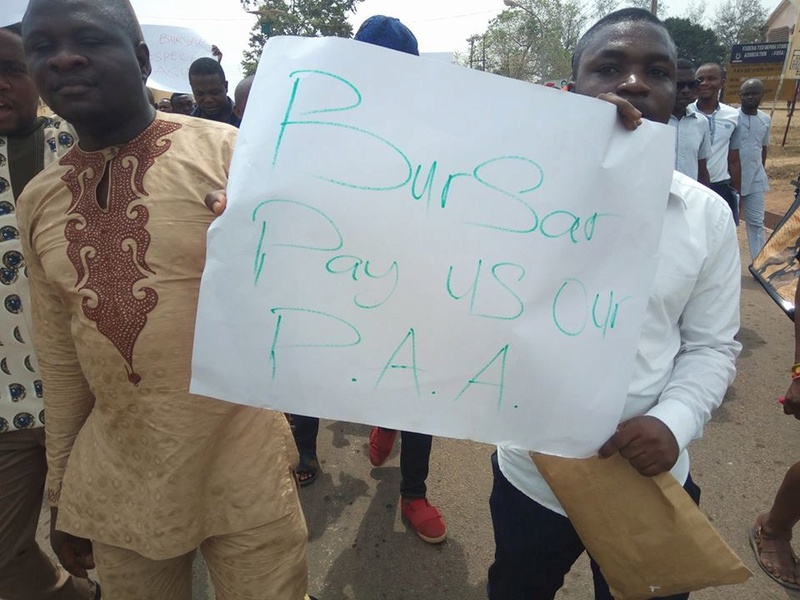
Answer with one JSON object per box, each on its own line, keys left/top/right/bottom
{"left": 469, "top": 0, "right": 587, "bottom": 83}
{"left": 711, "top": 0, "right": 768, "bottom": 49}
{"left": 663, "top": 17, "right": 726, "bottom": 66}
{"left": 241, "top": 0, "right": 364, "bottom": 76}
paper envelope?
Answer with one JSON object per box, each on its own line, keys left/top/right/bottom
{"left": 531, "top": 452, "right": 751, "bottom": 600}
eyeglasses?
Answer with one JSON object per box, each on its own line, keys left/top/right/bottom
{"left": 676, "top": 79, "right": 700, "bottom": 91}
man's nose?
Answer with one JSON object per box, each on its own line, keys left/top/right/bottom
{"left": 618, "top": 72, "right": 649, "bottom": 94}
{"left": 47, "top": 49, "right": 88, "bottom": 72}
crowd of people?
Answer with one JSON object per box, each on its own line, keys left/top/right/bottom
{"left": 0, "top": 0, "right": 795, "bottom": 598}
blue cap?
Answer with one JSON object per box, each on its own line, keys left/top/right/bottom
{"left": 354, "top": 15, "right": 419, "bottom": 56}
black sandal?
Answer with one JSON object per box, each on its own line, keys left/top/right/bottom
{"left": 296, "top": 455, "right": 319, "bottom": 487}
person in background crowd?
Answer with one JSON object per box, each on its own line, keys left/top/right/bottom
{"left": 19, "top": 0, "right": 312, "bottom": 597}
{"left": 668, "top": 59, "right": 710, "bottom": 184}
{"left": 170, "top": 92, "right": 194, "bottom": 115}
{"left": 156, "top": 97, "right": 172, "bottom": 112}
{"left": 488, "top": 9, "right": 741, "bottom": 599}
{"left": 232, "top": 75, "right": 253, "bottom": 122}
{"left": 737, "top": 78, "right": 771, "bottom": 261}
{"left": 0, "top": 22, "right": 99, "bottom": 600}
{"left": 188, "top": 57, "right": 240, "bottom": 127}
{"left": 693, "top": 62, "right": 742, "bottom": 223}
{"left": 749, "top": 276, "right": 800, "bottom": 591}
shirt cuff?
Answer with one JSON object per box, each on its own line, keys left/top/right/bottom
{"left": 47, "top": 484, "right": 62, "bottom": 507}
{"left": 645, "top": 399, "right": 699, "bottom": 453}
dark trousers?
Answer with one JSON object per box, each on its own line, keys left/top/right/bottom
{"left": 710, "top": 181, "right": 739, "bottom": 225}
{"left": 291, "top": 414, "right": 319, "bottom": 463}
{"left": 396, "top": 430, "right": 432, "bottom": 500}
{"left": 0, "top": 429, "right": 95, "bottom": 600}
{"left": 291, "top": 419, "right": 432, "bottom": 499}
{"left": 487, "top": 452, "right": 701, "bottom": 600}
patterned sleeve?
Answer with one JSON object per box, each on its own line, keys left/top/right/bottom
{"left": 18, "top": 194, "right": 94, "bottom": 507}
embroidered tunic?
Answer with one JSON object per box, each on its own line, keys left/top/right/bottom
{"left": 18, "top": 113, "right": 299, "bottom": 559}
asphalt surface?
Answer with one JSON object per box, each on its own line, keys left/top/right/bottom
{"left": 37, "top": 227, "right": 800, "bottom": 599}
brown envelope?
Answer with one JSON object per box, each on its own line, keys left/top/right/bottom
{"left": 531, "top": 452, "right": 751, "bottom": 600}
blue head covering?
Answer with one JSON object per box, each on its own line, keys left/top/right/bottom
{"left": 354, "top": 15, "right": 419, "bottom": 56}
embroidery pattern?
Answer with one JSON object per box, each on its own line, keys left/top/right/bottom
{"left": 60, "top": 121, "right": 181, "bottom": 384}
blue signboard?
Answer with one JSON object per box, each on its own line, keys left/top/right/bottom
{"left": 730, "top": 42, "right": 788, "bottom": 64}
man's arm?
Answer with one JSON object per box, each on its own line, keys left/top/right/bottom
{"left": 728, "top": 148, "right": 742, "bottom": 192}
{"left": 645, "top": 206, "right": 741, "bottom": 460}
{"left": 697, "top": 117, "right": 712, "bottom": 186}
{"left": 697, "top": 158, "right": 710, "bottom": 185}
{"left": 19, "top": 212, "right": 95, "bottom": 506}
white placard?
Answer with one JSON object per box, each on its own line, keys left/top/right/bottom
{"left": 1, "top": 0, "right": 27, "bottom": 27}
{"left": 191, "top": 36, "right": 675, "bottom": 457}
{"left": 141, "top": 24, "right": 212, "bottom": 93}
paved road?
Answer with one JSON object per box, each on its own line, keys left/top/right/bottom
{"left": 37, "top": 229, "right": 800, "bottom": 599}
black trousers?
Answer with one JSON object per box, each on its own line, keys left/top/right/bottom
{"left": 290, "top": 418, "right": 432, "bottom": 499}
{"left": 709, "top": 180, "right": 739, "bottom": 225}
{"left": 487, "top": 452, "right": 701, "bottom": 600}
{"left": 291, "top": 414, "right": 319, "bottom": 463}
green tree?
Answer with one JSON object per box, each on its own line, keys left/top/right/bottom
{"left": 241, "top": 0, "right": 364, "bottom": 76}
{"left": 711, "top": 0, "right": 768, "bottom": 49}
{"left": 664, "top": 17, "right": 726, "bottom": 66}
{"left": 471, "top": 0, "right": 586, "bottom": 83}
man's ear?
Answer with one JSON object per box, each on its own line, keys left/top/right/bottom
{"left": 224, "top": 80, "right": 229, "bottom": 93}
{"left": 137, "top": 41, "right": 152, "bottom": 83}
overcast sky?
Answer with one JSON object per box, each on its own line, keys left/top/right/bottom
{"left": 4, "top": 0, "right": 778, "bottom": 86}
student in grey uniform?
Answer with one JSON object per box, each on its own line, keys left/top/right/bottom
{"left": 737, "top": 78, "right": 771, "bottom": 261}
{"left": 668, "top": 59, "right": 710, "bottom": 184}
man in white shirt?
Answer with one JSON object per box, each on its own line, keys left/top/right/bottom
{"left": 692, "top": 62, "right": 742, "bottom": 224}
{"left": 487, "top": 9, "right": 741, "bottom": 600}
{"left": 668, "top": 59, "right": 710, "bottom": 184}
{"left": 737, "top": 78, "right": 771, "bottom": 261}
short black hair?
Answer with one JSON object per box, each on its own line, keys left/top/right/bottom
{"left": 571, "top": 8, "right": 675, "bottom": 78}
{"left": 697, "top": 62, "right": 723, "bottom": 74}
{"left": 189, "top": 57, "right": 226, "bottom": 81}
{"left": 676, "top": 58, "right": 695, "bottom": 71}
{"left": 1, "top": 23, "right": 22, "bottom": 37}
{"left": 170, "top": 92, "right": 191, "bottom": 101}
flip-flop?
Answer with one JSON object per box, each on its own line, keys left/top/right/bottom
{"left": 748, "top": 517, "right": 800, "bottom": 591}
{"left": 295, "top": 457, "right": 319, "bottom": 488}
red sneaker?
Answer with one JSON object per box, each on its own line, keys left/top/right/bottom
{"left": 401, "top": 498, "right": 447, "bottom": 544}
{"left": 369, "top": 427, "right": 397, "bottom": 466}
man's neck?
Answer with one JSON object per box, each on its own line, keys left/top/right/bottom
{"left": 742, "top": 106, "right": 758, "bottom": 116}
{"left": 75, "top": 106, "right": 156, "bottom": 152}
{"left": 2, "top": 117, "right": 43, "bottom": 139}
{"left": 672, "top": 106, "right": 688, "bottom": 119}
{"left": 696, "top": 97, "right": 719, "bottom": 114}
{"left": 201, "top": 99, "right": 232, "bottom": 123}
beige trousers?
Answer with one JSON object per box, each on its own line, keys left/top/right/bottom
{"left": 92, "top": 500, "right": 309, "bottom": 600}
{"left": 0, "top": 428, "right": 95, "bottom": 600}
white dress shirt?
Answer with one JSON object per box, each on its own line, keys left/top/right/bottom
{"left": 497, "top": 171, "right": 742, "bottom": 516}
